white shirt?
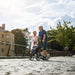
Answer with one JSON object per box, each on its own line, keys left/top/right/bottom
{"left": 31, "top": 35, "right": 38, "bottom": 50}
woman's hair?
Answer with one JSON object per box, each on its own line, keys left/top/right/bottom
{"left": 33, "top": 31, "right": 37, "bottom": 34}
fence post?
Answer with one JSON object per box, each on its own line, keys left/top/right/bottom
{"left": 16, "top": 46, "right": 19, "bottom": 56}
{"left": 23, "top": 47, "right": 25, "bottom": 56}
{"left": 7, "top": 44, "right": 11, "bottom": 56}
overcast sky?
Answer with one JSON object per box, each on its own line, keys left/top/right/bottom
{"left": 0, "top": 0, "right": 75, "bottom": 32}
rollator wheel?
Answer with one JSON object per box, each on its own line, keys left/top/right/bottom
{"left": 35, "top": 54, "right": 40, "bottom": 61}
{"left": 29, "top": 57, "right": 34, "bottom": 61}
{"left": 36, "top": 57, "right": 40, "bottom": 61}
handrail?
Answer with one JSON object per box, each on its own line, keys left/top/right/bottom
{"left": 0, "top": 41, "right": 29, "bottom": 56}
{"left": 0, "top": 41, "right": 26, "bottom": 47}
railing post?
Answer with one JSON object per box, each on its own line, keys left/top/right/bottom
{"left": 7, "top": 44, "right": 11, "bottom": 56}
{"left": 23, "top": 47, "right": 25, "bottom": 56}
{"left": 16, "top": 46, "right": 19, "bottom": 56}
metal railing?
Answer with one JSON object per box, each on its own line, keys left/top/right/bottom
{"left": 0, "top": 41, "right": 74, "bottom": 57}
{"left": 0, "top": 41, "right": 29, "bottom": 56}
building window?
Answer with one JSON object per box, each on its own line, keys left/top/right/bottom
{"left": 2, "top": 48, "right": 4, "bottom": 52}
{"left": 6, "top": 35, "right": 10, "bottom": 39}
{"left": 2, "top": 34, "right": 4, "bottom": 38}
{"left": 2, "top": 41, "right": 4, "bottom": 45}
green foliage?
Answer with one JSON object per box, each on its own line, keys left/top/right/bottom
{"left": 47, "top": 30, "right": 63, "bottom": 50}
{"left": 5, "top": 71, "right": 11, "bottom": 75}
{"left": 11, "top": 28, "right": 30, "bottom": 55}
{"left": 48, "top": 21, "right": 75, "bottom": 51}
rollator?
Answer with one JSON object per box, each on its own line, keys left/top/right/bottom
{"left": 29, "top": 40, "right": 41, "bottom": 61}
{"left": 29, "top": 41, "right": 50, "bottom": 61}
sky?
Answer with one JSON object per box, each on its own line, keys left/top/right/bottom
{"left": 0, "top": 0, "right": 75, "bottom": 33}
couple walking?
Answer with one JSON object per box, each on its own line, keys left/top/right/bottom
{"left": 23, "top": 26, "right": 47, "bottom": 60}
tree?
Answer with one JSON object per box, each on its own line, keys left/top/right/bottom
{"left": 48, "top": 21, "right": 75, "bottom": 51}
{"left": 11, "top": 28, "right": 30, "bottom": 55}
{"left": 47, "top": 30, "right": 63, "bottom": 50}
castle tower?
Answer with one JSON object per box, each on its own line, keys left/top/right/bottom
{"left": 2, "top": 24, "right": 5, "bottom": 31}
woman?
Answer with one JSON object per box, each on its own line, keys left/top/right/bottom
{"left": 23, "top": 31, "right": 39, "bottom": 55}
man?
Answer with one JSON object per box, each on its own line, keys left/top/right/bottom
{"left": 39, "top": 26, "right": 48, "bottom": 60}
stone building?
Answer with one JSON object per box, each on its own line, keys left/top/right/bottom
{"left": 0, "top": 24, "right": 14, "bottom": 56}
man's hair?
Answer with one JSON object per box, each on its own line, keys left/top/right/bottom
{"left": 39, "top": 26, "right": 43, "bottom": 29}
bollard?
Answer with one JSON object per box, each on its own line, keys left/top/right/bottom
{"left": 23, "top": 47, "right": 26, "bottom": 56}
{"left": 7, "top": 44, "right": 11, "bottom": 56}
{"left": 16, "top": 46, "right": 19, "bottom": 56}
